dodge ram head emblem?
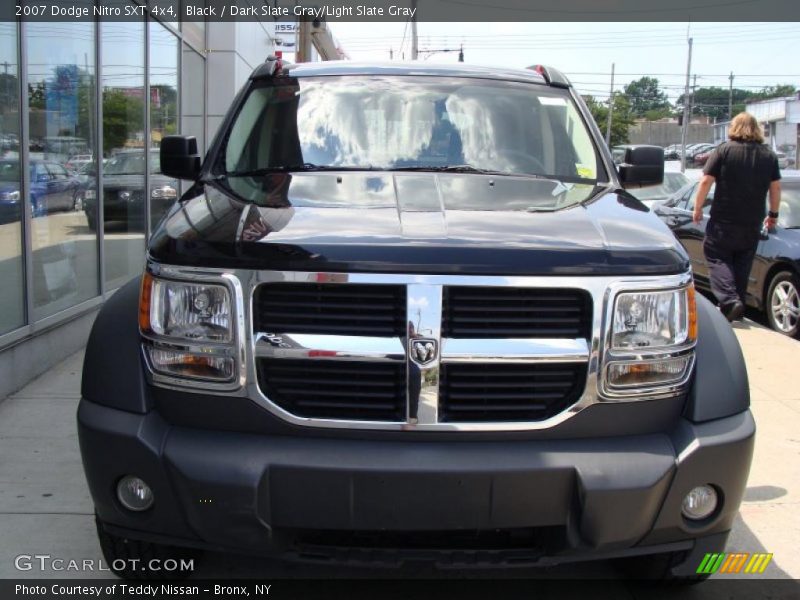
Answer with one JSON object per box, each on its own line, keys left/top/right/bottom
{"left": 410, "top": 339, "right": 437, "bottom": 365}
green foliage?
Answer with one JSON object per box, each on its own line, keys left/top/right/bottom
{"left": 677, "top": 84, "right": 798, "bottom": 121}
{"left": 623, "top": 77, "right": 671, "bottom": 117}
{"left": 103, "top": 89, "right": 144, "bottom": 155}
{"left": 583, "top": 93, "right": 635, "bottom": 147}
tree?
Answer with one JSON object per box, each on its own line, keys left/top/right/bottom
{"left": 623, "top": 77, "right": 671, "bottom": 118}
{"left": 583, "top": 93, "right": 635, "bottom": 147}
{"left": 103, "top": 89, "right": 144, "bottom": 155}
{"left": 677, "top": 84, "right": 798, "bottom": 121}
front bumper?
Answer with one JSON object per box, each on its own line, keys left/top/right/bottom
{"left": 78, "top": 398, "right": 754, "bottom": 570}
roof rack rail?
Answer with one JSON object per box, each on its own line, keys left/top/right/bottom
{"left": 526, "top": 65, "right": 571, "bottom": 89}
{"left": 250, "top": 55, "right": 291, "bottom": 80}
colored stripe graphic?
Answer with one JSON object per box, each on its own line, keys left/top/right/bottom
{"left": 745, "top": 553, "right": 773, "bottom": 574}
{"left": 697, "top": 552, "right": 774, "bottom": 575}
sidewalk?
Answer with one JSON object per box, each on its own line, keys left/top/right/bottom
{"left": 0, "top": 320, "right": 798, "bottom": 582}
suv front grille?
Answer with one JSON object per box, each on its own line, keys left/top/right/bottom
{"left": 254, "top": 283, "right": 407, "bottom": 336}
{"left": 439, "top": 363, "right": 587, "bottom": 422}
{"left": 442, "top": 286, "right": 592, "bottom": 338}
{"left": 252, "top": 278, "right": 594, "bottom": 427}
{"left": 257, "top": 359, "right": 406, "bottom": 421}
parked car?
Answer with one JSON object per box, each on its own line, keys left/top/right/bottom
{"left": 685, "top": 144, "right": 715, "bottom": 165}
{"left": 663, "top": 144, "right": 681, "bottom": 160}
{"left": 65, "top": 153, "right": 93, "bottom": 173}
{"left": 0, "top": 158, "right": 81, "bottom": 221}
{"left": 82, "top": 150, "right": 177, "bottom": 231}
{"left": 79, "top": 60, "right": 754, "bottom": 582}
{"left": 655, "top": 176, "right": 800, "bottom": 336}
{"left": 626, "top": 171, "right": 691, "bottom": 207}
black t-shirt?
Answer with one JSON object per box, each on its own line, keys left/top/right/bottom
{"left": 703, "top": 140, "right": 781, "bottom": 228}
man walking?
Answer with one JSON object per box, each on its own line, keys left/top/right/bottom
{"left": 693, "top": 112, "right": 782, "bottom": 321}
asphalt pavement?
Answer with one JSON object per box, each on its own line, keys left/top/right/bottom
{"left": 0, "top": 315, "right": 798, "bottom": 592}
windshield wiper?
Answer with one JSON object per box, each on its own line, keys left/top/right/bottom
{"left": 388, "top": 165, "right": 550, "bottom": 179}
{"left": 223, "top": 164, "right": 375, "bottom": 177}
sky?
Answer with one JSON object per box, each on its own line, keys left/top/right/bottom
{"left": 328, "top": 22, "right": 800, "bottom": 104}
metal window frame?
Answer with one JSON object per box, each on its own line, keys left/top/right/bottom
{"left": 0, "top": 6, "right": 209, "bottom": 353}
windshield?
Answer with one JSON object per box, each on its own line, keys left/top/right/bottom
{"left": 779, "top": 183, "right": 800, "bottom": 228}
{"left": 0, "top": 161, "right": 20, "bottom": 182}
{"left": 221, "top": 75, "right": 606, "bottom": 209}
{"left": 632, "top": 172, "right": 690, "bottom": 202}
{"left": 104, "top": 153, "right": 160, "bottom": 175}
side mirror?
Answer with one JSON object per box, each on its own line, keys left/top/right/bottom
{"left": 618, "top": 145, "right": 664, "bottom": 188}
{"left": 160, "top": 135, "right": 201, "bottom": 180}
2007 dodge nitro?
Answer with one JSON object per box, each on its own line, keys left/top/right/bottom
{"left": 78, "top": 60, "right": 754, "bottom": 581}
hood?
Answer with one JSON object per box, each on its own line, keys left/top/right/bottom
{"left": 149, "top": 172, "right": 689, "bottom": 276}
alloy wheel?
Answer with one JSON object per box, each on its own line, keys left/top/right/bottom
{"left": 771, "top": 280, "right": 800, "bottom": 333}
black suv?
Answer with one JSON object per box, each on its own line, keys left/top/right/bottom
{"left": 78, "top": 60, "right": 754, "bottom": 581}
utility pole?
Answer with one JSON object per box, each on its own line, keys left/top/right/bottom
{"left": 410, "top": 0, "right": 418, "bottom": 60}
{"left": 690, "top": 73, "right": 697, "bottom": 124}
{"left": 605, "top": 62, "right": 615, "bottom": 146}
{"left": 389, "top": 48, "right": 393, "bottom": 60}
{"left": 297, "top": 20, "right": 313, "bottom": 63}
{"left": 728, "top": 71, "right": 734, "bottom": 120}
{"left": 680, "top": 37, "right": 693, "bottom": 173}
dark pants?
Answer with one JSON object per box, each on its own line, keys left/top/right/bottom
{"left": 703, "top": 220, "right": 760, "bottom": 308}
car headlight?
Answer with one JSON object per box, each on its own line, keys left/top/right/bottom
{"left": 118, "top": 190, "right": 132, "bottom": 201}
{"left": 84, "top": 189, "right": 96, "bottom": 200}
{"left": 139, "top": 271, "right": 238, "bottom": 384}
{"left": 5, "top": 191, "right": 20, "bottom": 202}
{"left": 604, "top": 283, "right": 697, "bottom": 395}
{"left": 612, "top": 288, "right": 694, "bottom": 349}
{"left": 151, "top": 185, "right": 177, "bottom": 200}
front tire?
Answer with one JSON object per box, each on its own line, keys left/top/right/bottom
{"left": 616, "top": 550, "right": 710, "bottom": 584}
{"left": 766, "top": 271, "right": 800, "bottom": 338}
{"left": 95, "top": 516, "right": 200, "bottom": 580}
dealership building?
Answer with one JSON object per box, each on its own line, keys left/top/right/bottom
{"left": 0, "top": 14, "right": 325, "bottom": 399}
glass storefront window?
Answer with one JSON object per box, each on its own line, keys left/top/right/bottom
{"left": 148, "top": 21, "right": 179, "bottom": 234}
{"left": 101, "top": 16, "right": 147, "bottom": 291}
{"left": 0, "top": 22, "right": 24, "bottom": 335}
{"left": 181, "top": 44, "right": 205, "bottom": 152}
{"left": 27, "top": 21, "right": 99, "bottom": 320}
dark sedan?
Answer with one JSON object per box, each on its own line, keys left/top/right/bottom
{"left": 83, "top": 151, "right": 177, "bottom": 231}
{"left": 655, "top": 176, "right": 800, "bottom": 337}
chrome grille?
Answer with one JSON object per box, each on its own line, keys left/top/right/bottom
{"left": 442, "top": 286, "right": 592, "bottom": 338}
{"left": 257, "top": 359, "right": 406, "bottom": 421}
{"left": 439, "top": 363, "right": 588, "bottom": 422}
{"left": 254, "top": 283, "right": 407, "bottom": 336}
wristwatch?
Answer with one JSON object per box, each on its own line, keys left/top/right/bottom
{"left": 768, "top": 211, "right": 779, "bottom": 219}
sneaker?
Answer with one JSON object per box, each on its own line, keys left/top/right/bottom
{"left": 721, "top": 300, "right": 745, "bottom": 322}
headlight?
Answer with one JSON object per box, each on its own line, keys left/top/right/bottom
{"left": 151, "top": 185, "right": 177, "bottom": 200}
{"left": 612, "top": 287, "right": 695, "bottom": 350}
{"left": 604, "top": 283, "right": 697, "bottom": 395}
{"left": 141, "top": 273, "right": 232, "bottom": 342}
{"left": 5, "top": 191, "right": 19, "bottom": 202}
{"left": 118, "top": 190, "right": 132, "bottom": 201}
{"left": 140, "top": 272, "right": 238, "bottom": 386}
{"left": 84, "top": 189, "right": 96, "bottom": 200}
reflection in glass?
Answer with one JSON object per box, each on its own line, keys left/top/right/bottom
{"left": 222, "top": 76, "right": 606, "bottom": 211}
{"left": 100, "top": 17, "right": 146, "bottom": 291}
{"left": 27, "top": 21, "right": 98, "bottom": 320}
{"left": 181, "top": 44, "right": 205, "bottom": 152}
{"left": 224, "top": 76, "right": 603, "bottom": 181}
{"left": 149, "top": 22, "right": 179, "bottom": 233}
{"left": 0, "top": 22, "right": 24, "bottom": 334}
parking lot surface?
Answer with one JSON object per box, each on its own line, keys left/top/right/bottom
{"left": 0, "top": 316, "right": 798, "bottom": 590}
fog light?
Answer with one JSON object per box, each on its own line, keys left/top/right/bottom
{"left": 682, "top": 485, "right": 718, "bottom": 520}
{"left": 117, "top": 476, "right": 154, "bottom": 512}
